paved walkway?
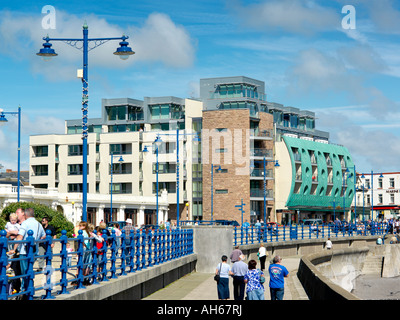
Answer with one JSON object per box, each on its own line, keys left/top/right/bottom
{"left": 143, "top": 255, "right": 308, "bottom": 300}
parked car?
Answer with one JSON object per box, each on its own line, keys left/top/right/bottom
{"left": 302, "top": 219, "right": 323, "bottom": 226}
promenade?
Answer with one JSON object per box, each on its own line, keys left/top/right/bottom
{"left": 143, "top": 255, "right": 308, "bottom": 300}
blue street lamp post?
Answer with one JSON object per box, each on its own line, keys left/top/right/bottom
{"left": 37, "top": 23, "right": 134, "bottom": 222}
{"left": 153, "top": 130, "right": 200, "bottom": 226}
{"left": 143, "top": 136, "right": 163, "bottom": 225}
{"left": 0, "top": 106, "right": 21, "bottom": 202}
{"left": 263, "top": 158, "right": 279, "bottom": 224}
{"left": 110, "top": 154, "right": 124, "bottom": 223}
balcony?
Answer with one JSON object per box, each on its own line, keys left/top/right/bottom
{"left": 250, "top": 148, "right": 273, "bottom": 159}
{"left": 250, "top": 188, "right": 273, "bottom": 199}
{"left": 250, "top": 168, "right": 273, "bottom": 179}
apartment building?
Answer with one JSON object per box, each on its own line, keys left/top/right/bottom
{"left": 30, "top": 96, "right": 202, "bottom": 225}
{"left": 29, "top": 75, "right": 337, "bottom": 225}
{"left": 357, "top": 172, "right": 400, "bottom": 220}
{"left": 275, "top": 135, "right": 355, "bottom": 223}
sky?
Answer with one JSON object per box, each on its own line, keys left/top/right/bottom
{"left": 0, "top": 0, "right": 399, "bottom": 175}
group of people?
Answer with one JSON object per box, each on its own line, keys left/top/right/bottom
{"left": 215, "top": 244, "right": 289, "bottom": 300}
{"left": 4, "top": 207, "right": 57, "bottom": 297}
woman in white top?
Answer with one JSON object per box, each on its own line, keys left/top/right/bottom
{"left": 258, "top": 243, "right": 268, "bottom": 271}
{"left": 215, "top": 255, "right": 233, "bottom": 300}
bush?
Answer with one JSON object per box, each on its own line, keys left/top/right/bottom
{"left": 1, "top": 202, "right": 74, "bottom": 238}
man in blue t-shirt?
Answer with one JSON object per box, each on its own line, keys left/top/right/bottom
{"left": 268, "top": 255, "right": 289, "bottom": 300}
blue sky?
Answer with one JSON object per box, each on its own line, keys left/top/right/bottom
{"left": 0, "top": 0, "right": 399, "bottom": 174}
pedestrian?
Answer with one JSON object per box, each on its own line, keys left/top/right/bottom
{"left": 231, "top": 254, "right": 248, "bottom": 300}
{"left": 325, "top": 237, "right": 333, "bottom": 250}
{"left": 6, "top": 208, "right": 25, "bottom": 294}
{"left": 66, "top": 242, "right": 74, "bottom": 267}
{"left": 5, "top": 212, "right": 20, "bottom": 251}
{"left": 37, "top": 216, "right": 57, "bottom": 272}
{"left": 268, "top": 255, "right": 289, "bottom": 300}
{"left": 229, "top": 245, "right": 243, "bottom": 264}
{"left": 113, "top": 223, "right": 122, "bottom": 251}
{"left": 244, "top": 259, "right": 265, "bottom": 300}
{"left": 215, "top": 255, "right": 232, "bottom": 300}
{"left": 9, "top": 208, "right": 46, "bottom": 294}
{"left": 258, "top": 243, "right": 268, "bottom": 271}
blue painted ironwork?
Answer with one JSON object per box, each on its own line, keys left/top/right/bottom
{"left": 233, "top": 221, "right": 390, "bottom": 245}
{"left": 0, "top": 226, "right": 193, "bottom": 300}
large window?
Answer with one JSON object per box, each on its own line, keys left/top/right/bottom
{"left": 149, "top": 103, "right": 183, "bottom": 120}
{"left": 110, "top": 144, "right": 132, "bottom": 155}
{"left": 33, "top": 145, "right": 48, "bottom": 157}
{"left": 68, "top": 145, "right": 88, "bottom": 156}
{"left": 106, "top": 106, "right": 126, "bottom": 121}
{"left": 152, "top": 182, "right": 176, "bottom": 194}
{"left": 32, "top": 165, "right": 48, "bottom": 176}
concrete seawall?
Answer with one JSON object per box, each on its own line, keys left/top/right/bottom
{"left": 297, "top": 243, "right": 400, "bottom": 300}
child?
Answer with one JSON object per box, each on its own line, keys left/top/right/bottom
{"left": 66, "top": 242, "right": 74, "bottom": 267}
{"left": 5, "top": 213, "right": 20, "bottom": 251}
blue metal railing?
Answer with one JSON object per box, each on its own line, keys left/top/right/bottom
{"left": 233, "top": 222, "right": 390, "bottom": 246}
{"left": 0, "top": 227, "right": 193, "bottom": 300}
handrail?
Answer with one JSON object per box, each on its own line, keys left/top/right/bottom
{"left": 0, "top": 227, "right": 193, "bottom": 300}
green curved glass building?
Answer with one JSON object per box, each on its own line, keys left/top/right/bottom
{"left": 276, "top": 135, "right": 355, "bottom": 223}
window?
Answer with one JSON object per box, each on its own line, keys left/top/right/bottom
{"left": 390, "top": 178, "right": 395, "bottom": 188}
{"left": 68, "top": 164, "right": 87, "bottom": 175}
{"left": 153, "top": 182, "right": 176, "bottom": 194}
{"left": 153, "top": 162, "right": 176, "bottom": 174}
{"left": 33, "top": 146, "right": 48, "bottom": 157}
{"left": 365, "top": 179, "right": 370, "bottom": 189}
{"left": 215, "top": 148, "right": 227, "bottom": 153}
{"left": 106, "top": 106, "right": 126, "bottom": 121}
{"left": 378, "top": 178, "right": 383, "bottom": 188}
{"left": 215, "top": 189, "right": 228, "bottom": 194}
{"left": 68, "top": 145, "right": 88, "bottom": 156}
{"left": 110, "top": 144, "right": 132, "bottom": 155}
{"left": 32, "top": 165, "right": 48, "bottom": 176}
{"left": 68, "top": 183, "right": 87, "bottom": 192}
{"left": 390, "top": 194, "right": 395, "bottom": 204}
{"left": 378, "top": 194, "right": 383, "bottom": 204}
{"left": 109, "top": 183, "right": 132, "bottom": 194}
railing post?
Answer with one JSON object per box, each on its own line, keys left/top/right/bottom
{"left": 76, "top": 229, "right": 86, "bottom": 289}
{"left": 42, "top": 229, "right": 55, "bottom": 299}
{"left": 58, "top": 230, "right": 70, "bottom": 295}
{"left": 135, "top": 231, "right": 141, "bottom": 271}
{"left": 90, "top": 230, "right": 100, "bottom": 285}
{"left": 140, "top": 230, "right": 146, "bottom": 269}
{"left": 109, "top": 229, "right": 117, "bottom": 279}
{"left": 147, "top": 230, "right": 153, "bottom": 267}
{"left": 0, "top": 230, "right": 8, "bottom": 300}
{"left": 119, "top": 230, "right": 127, "bottom": 276}
{"left": 166, "top": 228, "right": 171, "bottom": 261}
{"left": 154, "top": 229, "right": 160, "bottom": 265}
{"left": 25, "top": 230, "right": 36, "bottom": 299}
{"left": 100, "top": 230, "right": 109, "bottom": 281}
{"left": 160, "top": 229, "right": 166, "bottom": 263}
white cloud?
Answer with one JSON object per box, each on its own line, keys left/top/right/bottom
{"left": 0, "top": 10, "right": 196, "bottom": 81}
{"left": 230, "top": 0, "right": 340, "bottom": 35}
{"left": 128, "top": 13, "right": 196, "bottom": 67}
{"left": 285, "top": 48, "right": 399, "bottom": 120}
{"left": 316, "top": 110, "right": 400, "bottom": 172}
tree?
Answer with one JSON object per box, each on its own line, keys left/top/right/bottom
{"left": 0, "top": 202, "right": 74, "bottom": 238}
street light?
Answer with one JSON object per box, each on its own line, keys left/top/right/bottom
{"left": 37, "top": 23, "right": 134, "bottom": 222}
{"left": 155, "top": 128, "right": 200, "bottom": 227}
{"left": 110, "top": 154, "right": 124, "bottom": 223}
{"left": 0, "top": 106, "right": 21, "bottom": 202}
{"left": 360, "top": 171, "right": 384, "bottom": 221}
{"left": 143, "top": 135, "right": 163, "bottom": 225}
